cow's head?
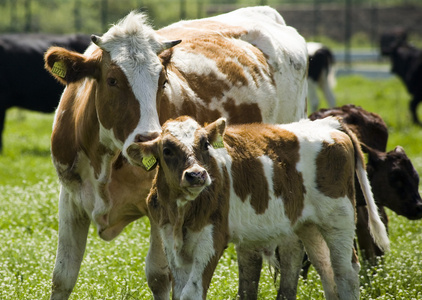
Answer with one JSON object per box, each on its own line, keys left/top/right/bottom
{"left": 366, "top": 145, "right": 422, "bottom": 220}
{"left": 380, "top": 28, "right": 408, "bottom": 56}
{"left": 44, "top": 11, "right": 181, "bottom": 158}
{"left": 126, "top": 116, "right": 226, "bottom": 202}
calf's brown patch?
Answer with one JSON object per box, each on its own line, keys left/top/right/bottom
{"left": 316, "top": 132, "right": 355, "bottom": 202}
{"left": 225, "top": 125, "right": 305, "bottom": 221}
{"left": 267, "top": 128, "right": 305, "bottom": 224}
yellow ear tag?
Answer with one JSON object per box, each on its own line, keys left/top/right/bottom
{"left": 51, "top": 61, "right": 67, "bottom": 78}
{"left": 212, "top": 135, "right": 224, "bottom": 149}
{"left": 142, "top": 155, "right": 157, "bottom": 171}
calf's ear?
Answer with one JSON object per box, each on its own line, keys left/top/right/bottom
{"left": 126, "top": 140, "right": 159, "bottom": 171}
{"left": 205, "top": 118, "right": 227, "bottom": 149}
{"left": 44, "top": 46, "right": 100, "bottom": 85}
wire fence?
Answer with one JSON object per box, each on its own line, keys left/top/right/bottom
{"left": 0, "top": 0, "right": 421, "bottom": 45}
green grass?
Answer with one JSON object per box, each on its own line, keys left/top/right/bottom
{"left": 1, "top": 75, "right": 422, "bottom": 299}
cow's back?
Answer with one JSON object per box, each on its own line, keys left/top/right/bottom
{"left": 220, "top": 118, "right": 352, "bottom": 244}
{"left": 157, "top": 6, "right": 308, "bottom": 124}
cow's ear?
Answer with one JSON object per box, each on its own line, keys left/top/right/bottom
{"left": 126, "top": 139, "right": 159, "bottom": 171}
{"left": 44, "top": 46, "right": 100, "bottom": 85}
{"left": 363, "top": 143, "right": 386, "bottom": 167}
{"left": 205, "top": 118, "right": 227, "bottom": 149}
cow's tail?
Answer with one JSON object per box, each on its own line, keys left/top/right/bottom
{"left": 342, "top": 122, "right": 390, "bottom": 252}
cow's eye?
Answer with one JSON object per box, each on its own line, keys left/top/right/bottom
{"left": 163, "top": 147, "right": 173, "bottom": 157}
{"left": 163, "top": 79, "right": 168, "bottom": 88}
{"left": 107, "top": 77, "right": 118, "bottom": 86}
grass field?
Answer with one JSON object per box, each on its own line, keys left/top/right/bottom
{"left": 0, "top": 75, "right": 421, "bottom": 299}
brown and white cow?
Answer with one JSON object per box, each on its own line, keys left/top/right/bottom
{"left": 127, "top": 116, "right": 389, "bottom": 300}
{"left": 309, "top": 104, "right": 422, "bottom": 263}
{"left": 44, "top": 7, "right": 308, "bottom": 300}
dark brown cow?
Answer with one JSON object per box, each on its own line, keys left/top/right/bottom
{"left": 126, "top": 115, "right": 389, "bottom": 300}
{"left": 44, "top": 7, "right": 308, "bottom": 300}
{"left": 309, "top": 104, "right": 422, "bottom": 263}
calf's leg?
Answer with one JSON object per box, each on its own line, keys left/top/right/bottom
{"left": 319, "top": 213, "right": 359, "bottom": 300}
{"left": 236, "top": 245, "right": 262, "bottom": 300}
{"left": 276, "top": 236, "right": 304, "bottom": 300}
{"left": 145, "top": 220, "right": 171, "bottom": 300}
{"left": 50, "top": 189, "right": 90, "bottom": 300}
{"left": 296, "top": 224, "right": 338, "bottom": 300}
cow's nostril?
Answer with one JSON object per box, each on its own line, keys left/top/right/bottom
{"left": 185, "top": 170, "right": 206, "bottom": 185}
{"left": 135, "top": 132, "right": 159, "bottom": 143}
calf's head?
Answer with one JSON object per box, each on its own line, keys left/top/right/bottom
{"left": 44, "top": 12, "right": 180, "bottom": 158}
{"left": 366, "top": 145, "right": 422, "bottom": 220}
{"left": 126, "top": 116, "right": 227, "bottom": 201}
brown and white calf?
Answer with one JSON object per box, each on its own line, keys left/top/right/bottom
{"left": 44, "top": 7, "right": 308, "bottom": 300}
{"left": 127, "top": 116, "right": 389, "bottom": 300}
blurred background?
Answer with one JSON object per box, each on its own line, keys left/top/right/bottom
{"left": 1, "top": 0, "right": 421, "bottom": 76}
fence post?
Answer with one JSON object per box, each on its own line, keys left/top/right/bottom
{"left": 344, "top": 0, "right": 352, "bottom": 71}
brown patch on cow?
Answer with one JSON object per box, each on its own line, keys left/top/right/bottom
{"left": 178, "top": 69, "right": 230, "bottom": 104}
{"left": 224, "top": 124, "right": 305, "bottom": 219}
{"left": 223, "top": 98, "right": 263, "bottom": 124}
{"left": 316, "top": 132, "right": 355, "bottom": 202}
{"left": 159, "top": 20, "right": 274, "bottom": 91}
{"left": 268, "top": 128, "right": 305, "bottom": 224}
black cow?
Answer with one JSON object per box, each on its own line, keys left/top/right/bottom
{"left": 380, "top": 29, "right": 422, "bottom": 125}
{"left": 0, "top": 33, "right": 91, "bottom": 151}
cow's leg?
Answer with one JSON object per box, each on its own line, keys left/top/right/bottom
{"left": 0, "top": 108, "right": 5, "bottom": 152}
{"left": 145, "top": 219, "right": 171, "bottom": 300}
{"left": 320, "top": 74, "right": 336, "bottom": 108}
{"left": 50, "top": 188, "right": 90, "bottom": 300}
{"left": 296, "top": 224, "right": 338, "bottom": 300}
{"left": 236, "top": 245, "right": 262, "bottom": 300}
{"left": 409, "top": 96, "right": 421, "bottom": 125}
{"left": 275, "top": 236, "right": 304, "bottom": 300}
{"left": 307, "top": 79, "right": 320, "bottom": 112}
{"left": 319, "top": 211, "right": 359, "bottom": 300}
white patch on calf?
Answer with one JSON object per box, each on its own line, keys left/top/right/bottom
{"left": 160, "top": 223, "right": 215, "bottom": 299}
{"left": 166, "top": 118, "right": 200, "bottom": 151}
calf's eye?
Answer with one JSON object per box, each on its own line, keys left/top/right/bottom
{"left": 163, "top": 147, "right": 173, "bottom": 157}
{"left": 107, "top": 77, "right": 118, "bottom": 86}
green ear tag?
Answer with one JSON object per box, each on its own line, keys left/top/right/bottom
{"left": 51, "top": 61, "right": 67, "bottom": 78}
{"left": 142, "top": 155, "right": 157, "bottom": 171}
{"left": 212, "top": 135, "right": 224, "bottom": 149}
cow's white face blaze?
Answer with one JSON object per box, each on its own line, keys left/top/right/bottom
{"left": 91, "top": 12, "right": 182, "bottom": 159}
